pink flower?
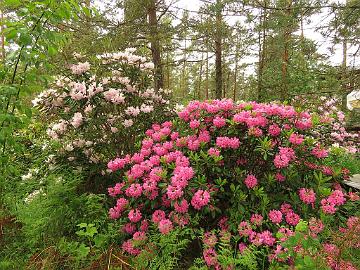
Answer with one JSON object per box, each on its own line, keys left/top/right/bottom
{"left": 277, "top": 228, "right": 294, "bottom": 242}
{"left": 238, "top": 243, "right": 247, "bottom": 253}
{"left": 132, "top": 231, "right": 147, "bottom": 242}
{"left": 250, "top": 214, "right": 263, "bottom": 226}
{"left": 174, "top": 199, "right": 189, "bottom": 213}
{"left": 71, "top": 112, "right": 83, "bottom": 128}
{"left": 128, "top": 209, "right": 142, "bottom": 223}
{"left": 347, "top": 216, "right": 359, "bottom": 230}
{"left": 122, "top": 239, "right": 141, "bottom": 255}
{"left": 109, "top": 207, "right": 121, "bottom": 219}
{"left": 274, "top": 154, "right": 290, "bottom": 168}
{"left": 258, "top": 230, "right": 276, "bottom": 246}
{"left": 323, "top": 243, "right": 340, "bottom": 257}
{"left": 289, "top": 133, "right": 304, "bottom": 145}
{"left": 158, "top": 219, "right": 173, "bottom": 234}
{"left": 198, "top": 130, "right": 211, "bottom": 143}
{"left": 125, "top": 183, "right": 143, "bottom": 198}
{"left": 108, "top": 182, "right": 125, "bottom": 197}
{"left": 191, "top": 190, "right": 210, "bottom": 210}
{"left": 275, "top": 172, "right": 286, "bottom": 182}
{"left": 152, "top": 210, "right": 166, "bottom": 224}
{"left": 244, "top": 174, "right": 258, "bottom": 189}
{"left": 268, "top": 210, "right": 283, "bottom": 224}
{"left": 218, "top": 217, "right": 229, "bottom": 230}
{"left": 189, "top": 119, "right": 200, "bottom": 129}
{"left": 215, "top": 136, "right": 240, "bottom": 149}
{"left": 208, "top": 147, "right": 220, "bottom": 157}
{"left": 280, "top": 203, "right": 292, "bottom": 214}
{"left": 238, "top": 221, "right": 253, "bottom": 237}
{"left": 122, "top": 223, "right": 136, "bottom": 234}
{"left": 285, "top": 211, "right": 300, "bottom": 226}
{"left": 213, "top": 116, "right": 226, "bottom": 128}
{"left": 248, "top": 127, "right": 263, "bottom": 137}
{"left": 348, "top": 192, "right": 360, "bottom": 201}
{"left": 123, "top": 119, "right": 134, "bottom": 127}
{"left": 166, "top": 185, "right": 183, "bottom": 200}
{"left": 171, "top": 166, "right": 194, "bottom": 188}
{"left": 299, "top": 188, "right": 316, "bottom": 205}
{"left": 321, "top": 199, "right": 337, "bottom": 214}
{"left": 203, "top": 248, "right": 218, "bottom": 267}
{"left": 140, "top": 219, "right": 149, "bottom": 232}
{"left": 203, "top": 232, "right": 218, "bottom": 247}
{"left": 328, "top": 190, "right": 346, "bottom": 206}
{"left": 268, "top": 124, "right": 281, "bottom": 136}
{"left": 309, "top": 218, "right": 324, "bottom": 236}
{"left": 70, "top": 61, "right": 90, "bottom": 75}
{"left": 311, "top": 146, "right": 328, "bottom": 158}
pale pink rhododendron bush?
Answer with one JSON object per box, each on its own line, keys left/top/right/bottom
{"left": 107, "top": 99, "right": 359, "bottom": 269}
{"left": 293, "top": 95, "right": 359, "bottom": 153}
{"left": 33, "top": 49, "right": 173, "bottom": 171}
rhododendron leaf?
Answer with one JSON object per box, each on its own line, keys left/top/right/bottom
{"left": 295, "top": 220, "right": 308, "bottom": 232}
{"left": 319, "top": 187, "right": 331, "bottom": 196}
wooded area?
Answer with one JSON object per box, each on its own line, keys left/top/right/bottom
{"left": 0, "top": 1, "right": 359, "bottom": 269}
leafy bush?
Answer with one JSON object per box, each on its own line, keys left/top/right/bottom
{"left": 293, "top": 95, "right": 359, "bottom": 153}
{"left": 106, "top": 99, "right": 359, "bottom": 268}
{"left": 33, "top": 49, "right": 173, "bottom": 174}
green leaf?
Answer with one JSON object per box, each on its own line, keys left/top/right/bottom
{"left": 19, "top": 32, "right": 32, "bottom": 46}
{"left": 303, "top": 255, "right": 315, "bottom": 267}
{"left": 76, "top": 244, "right": 90, "bottom": 258}
{"left": 5, "top": 28, "right": 18, "bottom": 40}
{"left": 4, "top": 0, "right": 21, "bottom": 6}
{"left": 47, "top": 45, "right": 58, "bottom": 56}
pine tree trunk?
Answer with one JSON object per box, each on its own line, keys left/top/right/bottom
{"left": 233, "top": 56, "right": 238, "bottom": 101}
{"left": 281, "top": 0, "right": 291, "bottom": 101}
{"left": 182, "top": 38, "right": 187, "bottom": 98}
{"left": 205, "top": 48, "right": 209, "bottom": 100}
{"left": 148, "top": 0, "right": 163, "bottom": 92}
{"left": 341, "top": 37, "right": 348, "bottom": 110}
{"left": 215, "top": 0, "right": 223, "bottom": 99}
{"left": 258, "top": 1, "right": 267, "bottom": 101}
{"left": 198, "top": 52, "right": 204, "bottom": 100}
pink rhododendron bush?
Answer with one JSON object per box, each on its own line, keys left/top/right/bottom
{"left": 32, "top": 49, "right": 173, "bottom": 172}
{"left": 107, "top": 99, "right": 360, "bottom": 269}
{"left": 292, "top": 95, "right": 359, "bottom": 154}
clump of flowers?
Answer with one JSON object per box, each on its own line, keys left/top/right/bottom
{"left": 106, "top": 99, "right": 359, "bottom": 268}
{"left": 33, "top": 48, "right": 173, "bottom": 172}
{"left": 292, "top": 95, "right": 359, "bottom": 153}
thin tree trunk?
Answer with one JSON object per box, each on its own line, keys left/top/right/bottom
{"left": 215, "top": 0, "right": 223, "bottom": 99}
{"left": 148, "top": 0, "right": 163, "bottom": 92}
{"left": 166, "top": 52, "right": 171, "bottom": 89}
{"left": 225, "top": 69, "right": 230, "bottom": 98}
{"left": 198, "top": 52, "right": 204, "bottom": 100}
{"left": 182, "top": 37, "right": 187, "bottom": 98}
{"left": 233, "top": 43, "right": 238, "bottom": 101}
{"left": 281, "top": 0, "right": 291, "bottom": 101}
{"left": 341, "top": 37, "right": 348, "bottom": 110}
{"left": 258, "top": 1, "right": 267, "bottom": 101}
{"left": 205, "top": 47, "right": 209, "bottom": 100}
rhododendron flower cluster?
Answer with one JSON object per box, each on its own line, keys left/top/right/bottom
{"left": 105, "top": 99, "right": 358, "bottom": 266}
{"left": 33, "top": 49, "right": 173, "bottom": 170}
